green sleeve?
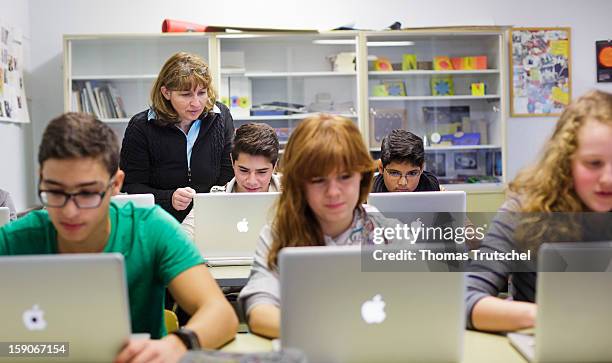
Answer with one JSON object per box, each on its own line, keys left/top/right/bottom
{"left": 148, "top": 207, "right": 205, "bottom": 286}
{"left": 0, "top": 211, "right": 55, "bottom": 255}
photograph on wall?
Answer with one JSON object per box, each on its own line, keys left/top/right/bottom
{"left": 0, "top": 21, "right": 29, "bottom": 123}
{"left": 596, "top": 40, "right": 612, "bottom": 83}
{"left": 509, "top": 27, "right": 571, "bottom": 117}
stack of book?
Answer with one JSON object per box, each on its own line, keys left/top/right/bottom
{"left": 72, "top": 81, "right": 126, "bottom": 119}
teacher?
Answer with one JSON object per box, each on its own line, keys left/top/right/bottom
{"left": 120, "top": 52, "right": 234, "bottom": 222}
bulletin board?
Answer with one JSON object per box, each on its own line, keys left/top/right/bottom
{"left": 509, "top": 27, "right": 571, "bottom": 117}
{"left": 0, "top": 21, "right": 29, "bottom": 123}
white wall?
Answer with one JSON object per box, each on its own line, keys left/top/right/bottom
{"left": 0, "top": 0, "right": 33, "bottom": 211}
{"left": 21, "top": 0, "right": 612, "bottom": 204}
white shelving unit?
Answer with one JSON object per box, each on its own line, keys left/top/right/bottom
{"left": 364, "top": 30, "right": 507, "bottom": 187}
{"left": 64, "top": 28, "right": 508, "bottom": 190}
{"left": 217, "top": 32, "right": 360, "bottom": 145}
{"left": 64, "top": 33, "right": 211, "bottom": 135}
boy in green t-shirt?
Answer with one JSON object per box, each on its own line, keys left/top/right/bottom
{"left": 0, "top": 113, "right": 238, "bottom": 362}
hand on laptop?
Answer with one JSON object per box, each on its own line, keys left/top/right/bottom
{"left": 114, "top": 336, "right": 186, "bottom": 363}
{"left": 172, "top": 187, "right": 196, "bottom": 211}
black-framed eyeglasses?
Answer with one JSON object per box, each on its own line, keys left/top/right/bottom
{"left": 38, "top": 178, "right": 115, "bottom": 209}
{"left": 384, "top": 168, "right": 422, "bottom": 180}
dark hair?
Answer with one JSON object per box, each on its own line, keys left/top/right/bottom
{"left": 38, "top": 113, "right": 119, "bottom": 176}
{"left": 380, "top": 129, "right": 424, "bottom": 167}
{"left": 232, "top": 123, "right": 280, "bottom": 165}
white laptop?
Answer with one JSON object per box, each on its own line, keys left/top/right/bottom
{"left": 0, "top": 207, "right": 10, "bottom": 227}
{"left": 508, "top": 242, "right": 612, "bottom": 362}
{"left": 193, "top": 192, "right": 279, "bottom": 266}
{"left": 0, "top": 253, "right": 131, "bottom": 362}
{"left": 280, "top": 245, "right": 465, "bottom": 363}
{"left": 111, "top": 193, "right": 155, "bottom": 207}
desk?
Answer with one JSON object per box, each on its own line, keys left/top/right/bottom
{"left": 221, "top": 330, "right": 526, "bottom": 363}
{"left": 209, "top": 265, "right": 251, "bottom": 287}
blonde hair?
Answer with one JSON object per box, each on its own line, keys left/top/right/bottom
{"left": 509, "top": 90, "right": 612, "bottom": 249}
{"left": 510, "top": 90, "right": 612, "bottom": 212}
{"left": 150, "top": 52, "right": 217, "bottom": 125}
{"left": 267, "top": 114, "right": 375, "bottom": 269}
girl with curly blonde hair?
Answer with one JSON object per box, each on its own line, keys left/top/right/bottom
{"left": 467, "top": 90, "right": 612, "bottom": 332}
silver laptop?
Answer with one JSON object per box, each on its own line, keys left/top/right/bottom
{"left": 280, "top": 245, "right": 465, "bottom": 363}
{"left": 194, "top": 192, "right": 279, "bottom": 266}
{"left": 0, "top": 207, "right": 9, "bottom": 227}
{"left": 368, "top": 191, "right": 466, "bottom": 214}
{"left": 111, "top": 193, "right": 155, "bottom": 207}
{"left": 368, "top": 191, "right": 466, "bottom": 241}
{"left": 508, "top": 242, "right": 612, "bottom": 362}
{"left": 0, "top": 253, "right": 131, "bottom": 362}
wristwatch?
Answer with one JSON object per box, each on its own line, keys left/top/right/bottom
{"left": 171, "top": 327, "right": 201, "bottom": 350}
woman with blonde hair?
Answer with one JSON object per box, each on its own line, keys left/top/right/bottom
{"left": 238, "top": 114, "right": 394, "bottom": 338}
{"left": 466, "top": 90, "right": 612, "bottom": 332}
{"left": 120, "top": 51, "right": 234, "bottom": 222}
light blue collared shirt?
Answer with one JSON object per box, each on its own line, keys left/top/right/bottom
{"left": 147, "top": 105, "right": 221, "bottom": 169}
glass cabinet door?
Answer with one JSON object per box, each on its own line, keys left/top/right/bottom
{"left": 218, "top": 33, "right": 360, "bottom": 147}
{"left": 365, "top": 32, "right": 504, "bottom": 186}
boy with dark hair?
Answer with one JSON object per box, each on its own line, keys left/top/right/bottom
{"left": 223, "top": 122, "right": 280, "bottom": 193}
{"left": 372, "top": 129, "right": 441, "bottom": 192}
{"left": 0, "top": 113, "right": 237, "bottom": 362}
{"left": 182, "top": 122, "right": 281, "bottom": 239}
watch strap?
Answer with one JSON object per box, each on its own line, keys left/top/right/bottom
{"left": 171, "top": 327, "right": 201, "bottom": 350}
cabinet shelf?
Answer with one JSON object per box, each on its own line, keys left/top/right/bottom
{"left": 71, "top": 74, "right": 157, "bottom": 81}
{"left": 242, "top": 71, "right": 356, "bottom": 78}
{"left": 369, "top": 95, "right": 500, "bottom": 101}
{"left": 99, "top": 117, "right": 131, "bottom": 123}
{"left": 233, "top": 113, "right": 357, "bottom": 121}
{"left": 370, "top": 144, "right": 501, "bottom": 152}
{"left": 369, "top": 69, "right": 499, "bottom": 76}
{"left": 0, "top": 117, "right": 20, "bottom": 123}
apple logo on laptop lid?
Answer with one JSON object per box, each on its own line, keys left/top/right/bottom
{"left": 361, "top": 295, "right": 386, "bottom": 324}
{"left": 236, "top": 218, "right": 249, "bottom": 233}
{"left": 23, "top": 305, "right": 47, "bottom": 331}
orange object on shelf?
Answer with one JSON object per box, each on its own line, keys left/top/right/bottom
{"left": 162, "top": 19, "right": 224, "bottom": 33}
{"left": 433, "top": 56, "right": 453, "bottom": 70}
{"left": 374, "top": 58, "right": 393, "bottom": 71}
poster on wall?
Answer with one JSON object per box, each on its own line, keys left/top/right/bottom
{"left": 596, "top": 40, "right": 612, "bottom": 83}
{"left": 0, "top": 20, "right": 29, "bottom": 123}
{"left": 509, "top": 27, "right": 571, "bottom": 117}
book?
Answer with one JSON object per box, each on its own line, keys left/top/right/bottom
{"left": 431, "top": 75, "right": 454, "bottom": 96}
{"left": 84, "top": 81, "right": 101, "bottom": 118}
{"left": 382, "top": 80, "right": 406, "bottom": 96}
{"left": 107, "top": 84, "right": 126, "bottom": 118}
